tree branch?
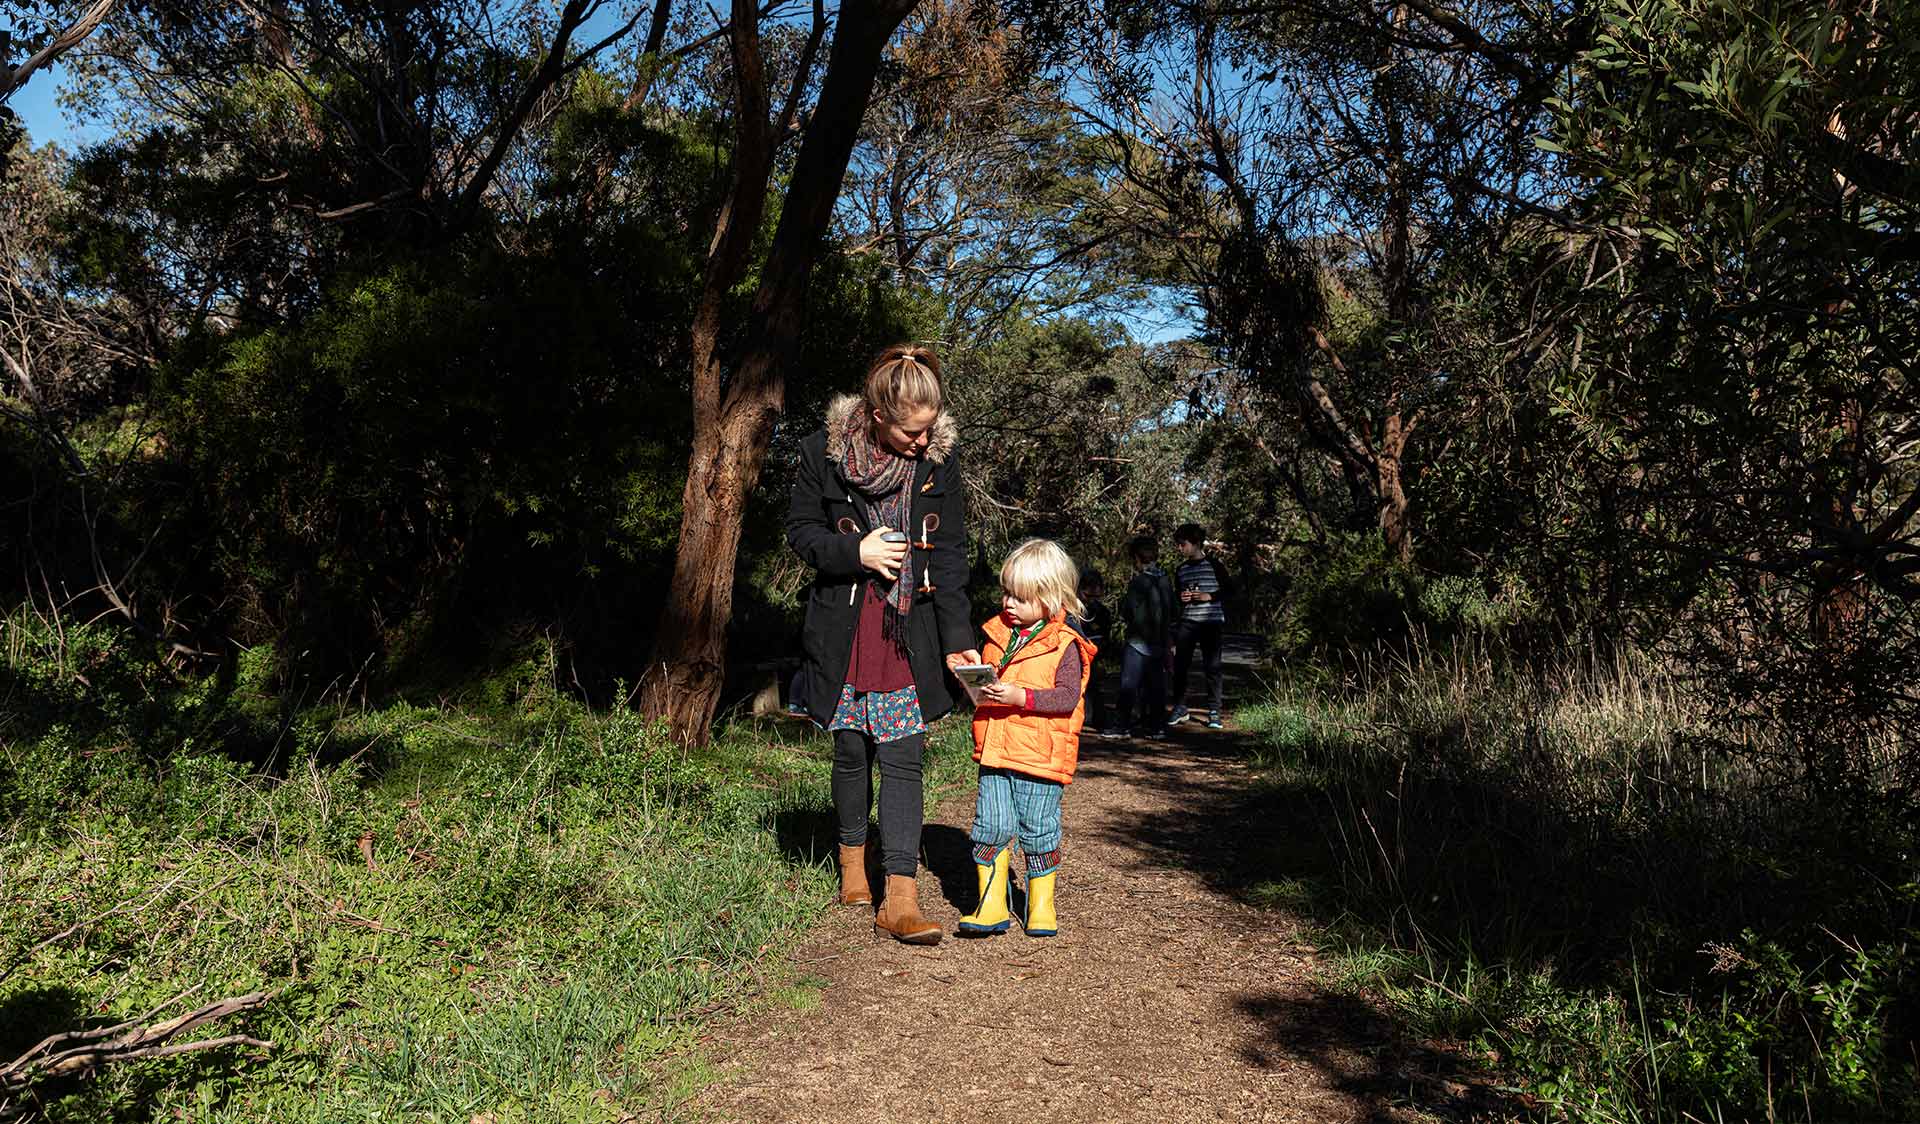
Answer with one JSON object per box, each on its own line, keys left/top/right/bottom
{"left": 0, "top": 0, "right": 117, "bottom": 105}
{"left": 0, "top": 991, "right": 272, "bottom": 1093}
{"left": 451, "top": 0, "right": 597, "bottom": 231}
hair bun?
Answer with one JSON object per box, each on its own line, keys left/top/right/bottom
{"left": 880, "top": 344, "right": 934, "bottom": 366}
{"left": 865, "top": 343, "right": 945, "bottom": 420}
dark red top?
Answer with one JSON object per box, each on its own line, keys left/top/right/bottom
{"left": 846, "top": 581, "right": 915, "bottom": 693}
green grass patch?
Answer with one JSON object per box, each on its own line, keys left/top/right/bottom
{"left": 1, "top": 613, "right": 975, "bottom": 1121}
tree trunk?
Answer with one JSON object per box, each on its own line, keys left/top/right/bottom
{"left": 638, "top": 0, "right": 917, "bottom": 745}
{"left": 1376, "top": 12, "right": 1417, "bottom": 565}
{"left": 1377, "top": 411, "right": 1412, "bottom": 564}
{"left": 641, "top": 402, "right": 779, "bottom": 743}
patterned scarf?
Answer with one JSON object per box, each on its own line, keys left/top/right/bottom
{"left": 838, "top": 409, "right": 918, "bottom": 639}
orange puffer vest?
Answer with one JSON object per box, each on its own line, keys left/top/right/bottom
{"left": 971, "top": 614, "right": 1098, "bottom": 785}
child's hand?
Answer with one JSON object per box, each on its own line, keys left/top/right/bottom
{"left": 979, "top": 681, "right": 1023, "bottom": 707}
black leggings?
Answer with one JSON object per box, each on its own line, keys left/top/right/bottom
{"left": 831, "top": 730, "right": 926, "bottom": 876}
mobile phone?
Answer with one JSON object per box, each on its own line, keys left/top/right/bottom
{"left": 881, "top": 531, "right": 908, "bottom": 545}
{"left": 951, "top": 663, "right": 998, "bottom": 688}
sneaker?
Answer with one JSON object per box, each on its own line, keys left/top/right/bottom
{"left": 1206, "top": 712, "right": 1224, "bottom": 729}
{"left": 1168, "top": 705, "right": 1190, "bottom": 725}
{"left": 1095, "top": 727, "right": 1126, "bottom": 739}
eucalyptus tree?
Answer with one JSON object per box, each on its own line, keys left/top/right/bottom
{"left": 1, "top": 2, "right": 118, "bottom": 111}
{"left": 1043, "top": 0, "right": 1580, "bottom": 564}
{"left": 635, "top": 0, "right": 928, "bottom": 744}
{"left": 838, "top": 0, "right": 1154, "bottom": 346}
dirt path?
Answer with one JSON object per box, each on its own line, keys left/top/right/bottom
{"left": 690, "top": 646, "right": 1445, "bottom": 1123}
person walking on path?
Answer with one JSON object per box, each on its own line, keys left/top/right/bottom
{"left": 1169, "top": 523, "right": 1233, "bottom": 729}
{"left": 785, "top": 345, "right": 978, "bottom": 945}
{"left": 957, "top": 539, "right": 1096, "bottom": 938}
{"left": 1116, "top": 535, "right": 1174, "bottom": 738}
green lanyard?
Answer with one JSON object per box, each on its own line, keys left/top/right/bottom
{"left": 997, "top": 621, "right": 1046, "bottom": 671}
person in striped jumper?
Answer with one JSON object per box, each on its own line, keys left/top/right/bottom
{"left": 1169, "top": 523, "right": 1233, "bottom": 729}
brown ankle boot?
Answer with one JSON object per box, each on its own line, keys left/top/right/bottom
{"left": 837, "top": 842, "right": 873, "bottom": 906}
{"left": 874, "top": 874, "right": 942, "bottom": 945}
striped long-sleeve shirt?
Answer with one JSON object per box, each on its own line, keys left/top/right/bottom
{"left": 1175, "top": 557, "right": 1229, "bottom": 623}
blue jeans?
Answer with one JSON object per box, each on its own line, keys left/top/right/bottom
{"left": 970, "top": 768, "right": 1064, "bottom": 875}
{"left": 1117, "top": 641, "right": 1166, "bottom": 729}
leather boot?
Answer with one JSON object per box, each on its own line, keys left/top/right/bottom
{"left": 957, "top": 848, "right": 1012, "bottom": 935}
{"left": 837, "top": 841, "right": 873, "bottom": 906}
{"left": 873, "top": 874, "right": 942, "bottom": 945}
{"left": 1024, "top": 869, "right": 1058, "bottom": 937}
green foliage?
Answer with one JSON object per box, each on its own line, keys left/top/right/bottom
{"left": 154, "top": 250, "right": 690, "bottom": 680}
{"left": 941, "top": 318, "right": 1195, "bottom": 578}
{"left": 1263, "top": 532, "right": 1548, "bottom": 654}
{"left": 1265, "top": 532, "right": 1418, "bottom": 652}
{"left": 1547, "top": 0, "right": 1920, "bottom": 790}
{"left": 1236, "top": 645, "right": 1920, "bottom": 1121}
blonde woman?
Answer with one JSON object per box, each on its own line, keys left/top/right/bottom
{"left": 956, "top": 539, "right": 1096, "bottom": 939}
{"left": 785, "top": 345, "right": 977, "bottom": 945}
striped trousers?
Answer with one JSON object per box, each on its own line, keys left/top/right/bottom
{"left": 969, "top": 767, "right": 1064, "bottom": 876}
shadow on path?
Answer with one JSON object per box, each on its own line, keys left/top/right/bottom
{"left": 1067, "top": 634, "right": 1519, "bottom": 1121}
{"left": 696, "top": 631, "right": 1512, "bottom": 1123}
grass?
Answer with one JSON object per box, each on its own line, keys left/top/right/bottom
{"left": 0, "top": 614, "right": 977, "bottom": 1122}
{"left": 1233, "top": 637, "right": 1920, "bottom": 1123}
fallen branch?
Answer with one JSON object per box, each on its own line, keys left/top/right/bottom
{"left": 0, "top": 990, "right": 272, "bottom": 1094}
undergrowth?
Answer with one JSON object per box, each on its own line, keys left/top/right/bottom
{"left": 1237, "top": 639, "right": 1920, "bottom": 1123}
{"left": 0, "top": 606, "right": 974, "bottom": 1121}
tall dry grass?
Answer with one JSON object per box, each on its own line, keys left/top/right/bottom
{"left": 1238, "top": 633, "right": 1918, "bottom": 1122}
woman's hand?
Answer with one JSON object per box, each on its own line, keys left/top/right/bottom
{"left": 859, "top": 527, "right": 909, "bottom": 580}
{"left": 978, "top": 681, "right": 1023, "bottom": 707}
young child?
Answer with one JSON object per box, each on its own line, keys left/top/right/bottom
{"left": 1169, "top": 523, "right": 1234, "bottom": 729}
{"left": 958, "top": 539, "right": 1097, "bottom": 937}
{"left": 1069, "top": 568, "right": 1115, "bottom": 736}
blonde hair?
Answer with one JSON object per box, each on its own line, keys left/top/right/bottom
{"left": 865, "top": 344, "right": 944, "bottom": 422}
{"left": 1000, "top": 539, "right": 1084, "bottom": 620}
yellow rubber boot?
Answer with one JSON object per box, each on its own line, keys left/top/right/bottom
{"left": 957, "top": 848, "right": 1012, "bottom": 935}
{"left": 1024, "top": 869, "right": 1058, "bottom": 937}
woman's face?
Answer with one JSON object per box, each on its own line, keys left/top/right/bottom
{"left": 872, "top": 405, "right": 939, "bottom": 458}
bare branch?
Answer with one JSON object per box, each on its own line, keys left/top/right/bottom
{"left": 0, "top": 991, "right": 272, "bottom": 1093}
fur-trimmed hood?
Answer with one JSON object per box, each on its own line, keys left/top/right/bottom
{"left": 823, "top": 393, "right": 959, "bottom": 465}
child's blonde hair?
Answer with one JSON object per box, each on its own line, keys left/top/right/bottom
{"left": 865, "top": 344, "right": 944, "bottom": 422}
{"left": 1000, "top": 538, "right": 1084, "bottom": 620}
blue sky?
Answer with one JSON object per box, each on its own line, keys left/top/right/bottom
{"left": 10, "top": 62, "right": 102, "bottom": 149}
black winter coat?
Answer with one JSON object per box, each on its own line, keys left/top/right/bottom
{"left": 785, "top": 395, "right": 972, "bottom": 727}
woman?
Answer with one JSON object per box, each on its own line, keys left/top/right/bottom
{"left": 786, "top": 345, "right": 976, "bottom": 945}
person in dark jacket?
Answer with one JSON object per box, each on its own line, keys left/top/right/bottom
{"left": 785, "top": 344, "right": 977, "bottom": 945}
{"left": 1117, "top": 535, "right": 1174, "bottom": 737}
